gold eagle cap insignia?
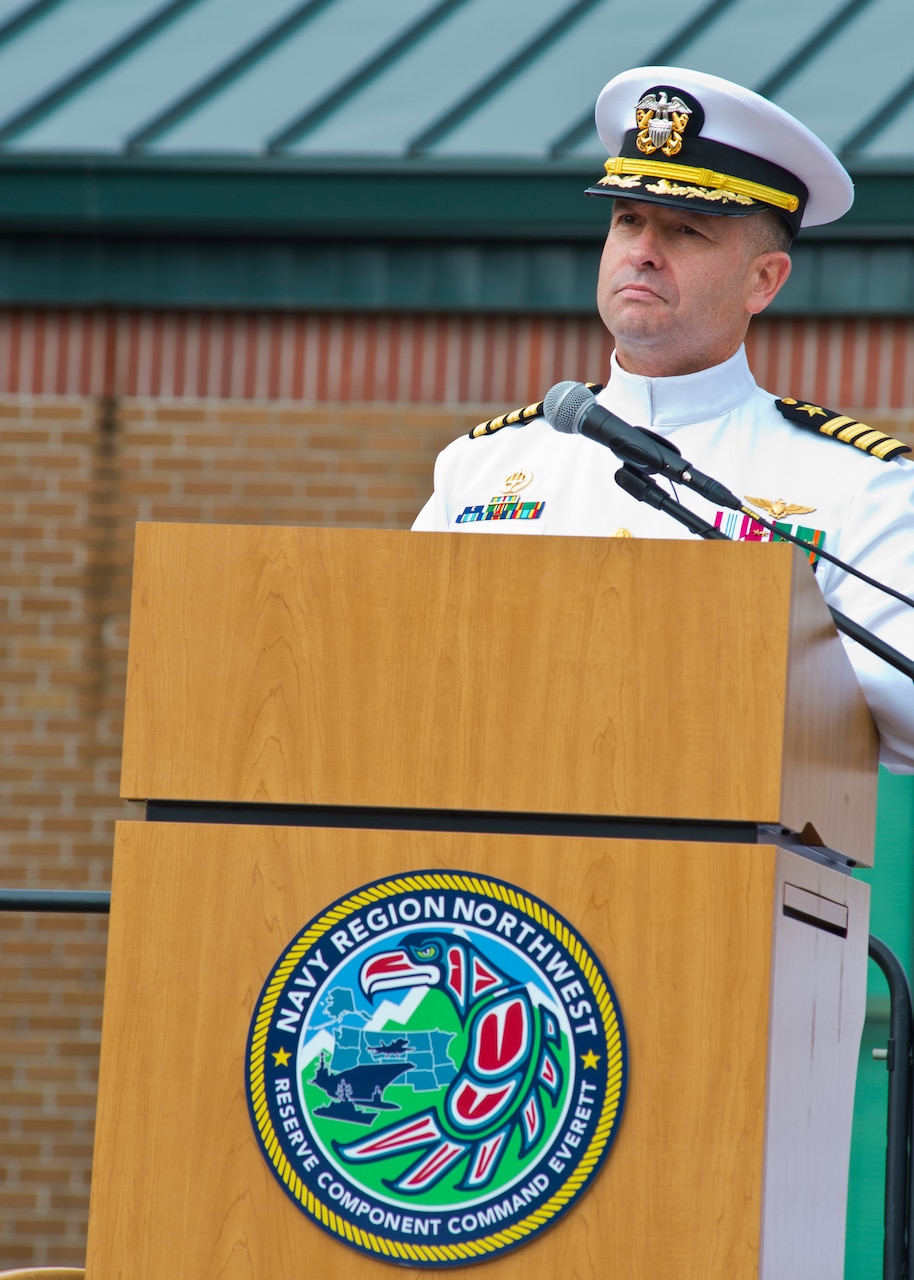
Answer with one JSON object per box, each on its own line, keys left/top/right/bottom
{"left": 744, "top": 496, "right": 817, "bottom": 519}
{"left": 635, "top": 90, "right": 692, "bottom": 156}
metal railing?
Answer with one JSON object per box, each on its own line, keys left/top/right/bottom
{"left": 869, "top": 935, "right": 913, "bottom": 1280}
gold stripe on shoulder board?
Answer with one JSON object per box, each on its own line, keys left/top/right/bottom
{"left": 776, "top": 398, "right": 912, "bottom": 461}
{"left": 470, "top": 383, "right": 605, "bottom": 440}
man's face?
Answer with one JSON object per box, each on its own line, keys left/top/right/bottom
{"left": 596, "top": 199, "right": 789, "bottom": 378}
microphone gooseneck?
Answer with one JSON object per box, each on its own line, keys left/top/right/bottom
{"left": 542, "top": 381, "right": 742, "bottom": 510}
{"left": 543, "top": 380, "right": 914, "bottom": 613}
{"left": 611, "top": 469, "right": 914, "bottom": 680}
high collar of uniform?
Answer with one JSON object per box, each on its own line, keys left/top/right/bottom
{"left": 599, "top": 345, "right": 758, "bottom": 428}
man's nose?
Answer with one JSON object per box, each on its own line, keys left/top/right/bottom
{"left": 629, "top": 228, "right": 663, "bottom": 269}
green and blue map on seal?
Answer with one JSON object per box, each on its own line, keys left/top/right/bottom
{"left": 246, "top": 871, "right": 628, "bottom": 1266}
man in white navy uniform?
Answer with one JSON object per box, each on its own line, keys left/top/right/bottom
{"left": 412, "top": 66, "right": 914, "bottom": 774}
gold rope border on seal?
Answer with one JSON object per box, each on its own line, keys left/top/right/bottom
{"left": 248, "top": 871, "right": 626, "bottom": 1264}
{"left": 600, "top": 156, "right": 800, "bottom": 213}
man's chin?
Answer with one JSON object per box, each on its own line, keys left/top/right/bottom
{"left": 603, "top": 295, "right": 669, "bottom": 330}
{"left": 605, "top": 315, "right": 669, "bottom": 348}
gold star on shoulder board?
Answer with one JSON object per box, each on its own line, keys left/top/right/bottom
{"left": 744, "top": 495, "right": 817, "bottom": 520}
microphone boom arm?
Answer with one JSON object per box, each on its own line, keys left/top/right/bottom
{"left": 615, "top": 466, "right": 914, "bottom": 682}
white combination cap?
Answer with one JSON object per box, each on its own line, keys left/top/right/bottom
{"left": 586, "top": 66, "right": 854, "bottom": 235}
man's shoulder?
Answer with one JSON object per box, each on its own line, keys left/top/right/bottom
{"left": 465, "top": 382, "right": 605, "bottom": 442}
{"left": 430, "top": 401, "right": 558, "bottom": 488}
{"left": 773, "top": 397, "right": 912, "bottom": 463}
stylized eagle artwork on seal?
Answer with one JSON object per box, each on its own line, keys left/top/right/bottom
{"left": 336, "top": 932, "right": 565, "bottom": 1193}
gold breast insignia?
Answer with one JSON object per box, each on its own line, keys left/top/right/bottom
{"left": 744, "top": 496, "right": 816, "bottom": 520}
{"left": 502, "top": 470, "right": 533, "bottom": 494}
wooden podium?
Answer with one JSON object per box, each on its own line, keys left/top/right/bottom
{"left": 86, "top": 524, "right": 879, "bottom": 1280}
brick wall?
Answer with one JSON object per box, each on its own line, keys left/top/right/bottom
{"left": 2, "top": 387, "right": 914, "bottom": 1268}
{"left": 0, "top": 393, "right": 470, "bottom": 1268}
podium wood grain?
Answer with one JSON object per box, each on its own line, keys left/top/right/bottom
{"left": 85, "top": 822, "right": 867, "bottom": 1280}
{"left": 121, "top": 524, "right": 878, "bottom": 865}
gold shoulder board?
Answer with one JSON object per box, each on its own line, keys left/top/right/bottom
{"left": 470, "top": 383, "right": 604, "bottom": 440}
{"left": 776, "top": 397, "right": 911, "bottom": 461}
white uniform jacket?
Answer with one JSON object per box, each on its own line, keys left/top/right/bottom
{"left": 413, "top": 346, "right": 914, "bottom": 773}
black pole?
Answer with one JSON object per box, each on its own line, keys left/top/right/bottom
{"left": 868, "top": 934, "right": 912, "bottom": 1280}
{"left": 0, "top": 888, "right": 111, "bottom": 913}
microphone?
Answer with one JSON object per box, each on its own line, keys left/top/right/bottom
{"left": 542, "top": 379, "right": 914, "bottom": 613}
{"left": 542, "top": 380, "right": 742, "bottom": 511}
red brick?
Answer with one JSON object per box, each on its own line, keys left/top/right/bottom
{"left": 150, "top": 405, "right": 210, "bottom": 423}
{"left": 30, "top": 404, "right": 88, "bottom": 421}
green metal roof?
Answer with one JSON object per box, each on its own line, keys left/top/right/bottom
{"left": 0, "top": 0, "right": 910, "bottom": 166}
{"left": 0, "top": 0, "right": 912, "bottom": 311}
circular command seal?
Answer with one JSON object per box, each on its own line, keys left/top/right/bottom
{"left": 246, "top": 871, "right": 628, "bottom": 1266}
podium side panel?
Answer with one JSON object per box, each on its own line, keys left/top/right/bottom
{"left": 780, "top": 557, "right": 879, "bottom": 866}
{"left": 760, "top": 850, "right": 870, "bottom": 1279}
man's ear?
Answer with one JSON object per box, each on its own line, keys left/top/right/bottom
{"left": 747, "top": 251, "right": 792, "bottom": 316}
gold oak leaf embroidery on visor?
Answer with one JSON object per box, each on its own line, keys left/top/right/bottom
{"left": 598, "top": 173, "right": 644, "bottom": 190}
{"left": 645, "top": 178, "right": 755, "bottom": 206}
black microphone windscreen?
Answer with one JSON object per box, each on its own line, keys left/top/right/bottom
{"left": 542, "top": 381, "right": 593, "bottom": 434}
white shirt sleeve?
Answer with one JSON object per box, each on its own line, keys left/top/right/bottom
{"left": 818, "top": 456, "right": 914, "bottom": 773}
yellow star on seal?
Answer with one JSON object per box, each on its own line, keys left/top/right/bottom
{"left": 272, "top": 1047, "right": 292, "bottom": 1067}
{"left": 581, "top": 1049, "right": 601, "bottom": 1070}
